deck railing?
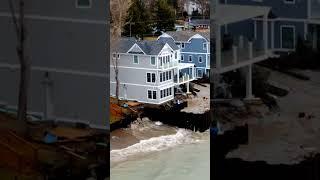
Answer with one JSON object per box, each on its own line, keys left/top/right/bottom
{"left": 212, "top": 35, "right": 265, "bottom": 69}
{"left": 159, "top": 61, "right": 179, "bottom": 69}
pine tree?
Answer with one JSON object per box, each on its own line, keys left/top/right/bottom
{"left": 155, "top": 0, "right": 176, "bottom": 32}
{"left": 123, "top": 0, "right": 152, "bottom": 38}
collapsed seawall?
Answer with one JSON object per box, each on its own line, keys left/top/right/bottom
{"left": 142, "top": 105, "right": 211, "bottom": 132}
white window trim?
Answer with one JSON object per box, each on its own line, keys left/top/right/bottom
{"left": 188, "top": 55, "right": 193, "bottom": 62}
{"left": 198, "top": 56, "right": 203, "bottom": 63}
{"left": 150, "top": 56, "right": 156, "bottom": 66}
{"left": 146, "top": 72, "right": 156, "bottom": 84}
{"left": 181, "top": 43, "right": 185, "bottom": 49}
{"left": 197, "top": 69, "right": 203, "bottom": 78}
{"left": 147, "top": 89, "right": 152, "bottom": 99}
{"left": 283, "top": 0, "right": 295, "bottom": 4}
{"left": 147, "top": 89, "right": 157, "bottom": 100}
{"left": 280, "top": 25, "right": 296, "bottom": 50}
{"left": 152, "top": 90, "right": 157, "bottom": 100}
{"left": 75, "top": 0, "right": 92, "bottom": 8}
{"left": 133, "top": 55, "right": 139, "bottom": 64}
{"left": 203, "top": 43, "right": 207, "bottom": 50}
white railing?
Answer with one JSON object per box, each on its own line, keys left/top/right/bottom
{"left": 220, "top": 35, "right": 265, "bottom": 67}
{"left": 159, "top": 61, "right": 178, "bottom": 69}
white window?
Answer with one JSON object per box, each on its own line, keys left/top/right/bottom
{"left": 76, "top": 0, "right": 92, "bottom": 8}
{"left": 160, "top": 73, "right": 163, "bottom": 82}
{"left": 153, "top": 91, "right": 157, "bottom": 99}
{"left": 188, "top": 55, "right": 192, "bottom": 62}
{"left": 284, "top": 0, "right": 295, "bottom": 4}
{"left": 148, "top": 90, "right": 152, "bottom": 99}
{"left": 203, "top": 43, "right": 207, "bottom": 50}
{"left": 198, "top": 56, "right": 203, "bottom": 63}
{"left": 197, "top": 69, "right": 203, "bottom": 77}
{"left": 147, "top": 90, "right": 157, "bottom": 100}
{"left": 181, "top": 55, "right": 184, "bottom": 61}
{"left": 175, "top": 52, "right": 177, "bottom": 59}
{"left": 112, "top": 53, "right": 116, "bottom": 58}
{"left": 133, "top": 55, "right": 139, "bottom": 64}
{"left": 147, "top": 73, "right": 156, "bottom": 83}
{"left": 150, "top": 56, "right": 156, "bottom": 65}
{"left": 181, "top": 43, "right": 185, "bottom": 49}
{"left": 117, "top": 54, "right": 120, "bottom": 58}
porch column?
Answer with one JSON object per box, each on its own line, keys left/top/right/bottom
{"left": 263, "top": 13, "right": 268, "bottom": 54}
{"left": 212, "top": 73, "right": 221, "bottom": 98}
{"left": 304, "top": 22, "right": 308, "bottom": 41}
{"left": 178, "top": 69, "right": 180, "bottom": 84}
{"left": 215, "top": 23, "right": 221, "bottom": 69}
{"left": 245, "top": 64, "right": 253, "bottom": 100}
{"left": 42, "top": 72, "right": 54, "bottom": 121}
{"left": 254, "top": 20, "right": 257, "bottom": 40}
{"left": 271, "top": 21, "right": 275, "bottom": 50}
{"left": 313, "top": 26, "right": 318, "bottom": 50}
{"left": 187, "top": 82, "right": 190, "bottom": 94}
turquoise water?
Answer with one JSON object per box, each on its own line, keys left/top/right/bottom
{"left": 110, "top": 120, "right": 210, "bottom": 180}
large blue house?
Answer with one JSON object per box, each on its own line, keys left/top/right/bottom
{"left": 219, "top": 0, "right": 320, "bottom": 52}
{"left": 158, "top": 31, "right": 210, "bottom": 78}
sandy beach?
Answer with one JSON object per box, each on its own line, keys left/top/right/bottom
{"left": 181, "top": 83, "right": 210, "bottom": 114}
{"left": 226, "top": 69, "right": 320, "bottom": 164}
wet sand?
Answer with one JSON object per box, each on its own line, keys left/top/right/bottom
{"left": 227, "top": 69, "right": 320, "bottom": 164}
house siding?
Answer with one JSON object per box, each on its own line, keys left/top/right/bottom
{"left": 181, "top": 38, "right": 210, "bottom": 75}
{"left": 0, "top": 0, "right": 108, "bottom": 129}
{"left": 0, "top": 68, "right": 107, "bottom": 128}
{"left": 223, "top": 0, "right": 308, "bottom": 19}
{"left": 0, "top": 0, "right": 107, "bottom": 21}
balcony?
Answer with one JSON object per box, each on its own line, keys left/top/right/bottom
{"left": 174, "top": 63, "right": 196, "bottom": 85}
{"left": 158, "top": 61, "right": 179, "bottom": 70}
{"left": 212, "top": 35, "right": 271, "bottom": 73}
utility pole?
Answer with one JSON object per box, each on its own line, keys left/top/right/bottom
{"left": 129, "top": 22, "right": 135, "bottom": 37}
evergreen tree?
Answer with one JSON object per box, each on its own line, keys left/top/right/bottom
{"left": 123, "top": 0, "right": 152, "bottom": 38}
{"left": 155, "top": 0, "right": 176, "bottom": 31}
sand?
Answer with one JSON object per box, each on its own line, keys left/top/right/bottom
{"left": 181, "top": 83, "right": 210, "bottom": 114}
{"left": 226, "top": 69, "right": 320, "bottom": 165}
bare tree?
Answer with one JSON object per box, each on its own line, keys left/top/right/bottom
{"left": 8, "top": 0, "right": 29, "bottom": 132}
{"left": 110, "top": 0, "right": 131, "bottom": 104}
{"left": 176, "top": 0, "right": 187, "bottom": 18}
{"left": 194, "top": 0, "right": 209, "bottom": 19}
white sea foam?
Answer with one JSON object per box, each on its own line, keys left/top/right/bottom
{"left": 110, "top": 129, "right": 196, "bottom": 163}
{"left": 155, "top": 121, "right": 163, "bottom": 126}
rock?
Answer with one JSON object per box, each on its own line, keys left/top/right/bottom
{"left": 298, "top": 112, "right": 305, "bottom": 118}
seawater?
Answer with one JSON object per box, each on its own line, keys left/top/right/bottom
{"left": 110, "top": 118, "right": 210, "bottom": 180}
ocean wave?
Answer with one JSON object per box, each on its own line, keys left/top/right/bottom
{"left": 110, "top": 129, "right": 198, "bottom": 163}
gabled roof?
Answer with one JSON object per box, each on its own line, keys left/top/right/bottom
{"left": 189, "top": 19, "right": 210, "bottom": 26}
{"left": 112, "top": 38, "right": 179, "bottom": 55}
{"left": 158, "top": 31, "right": 210, "bottom": 42}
